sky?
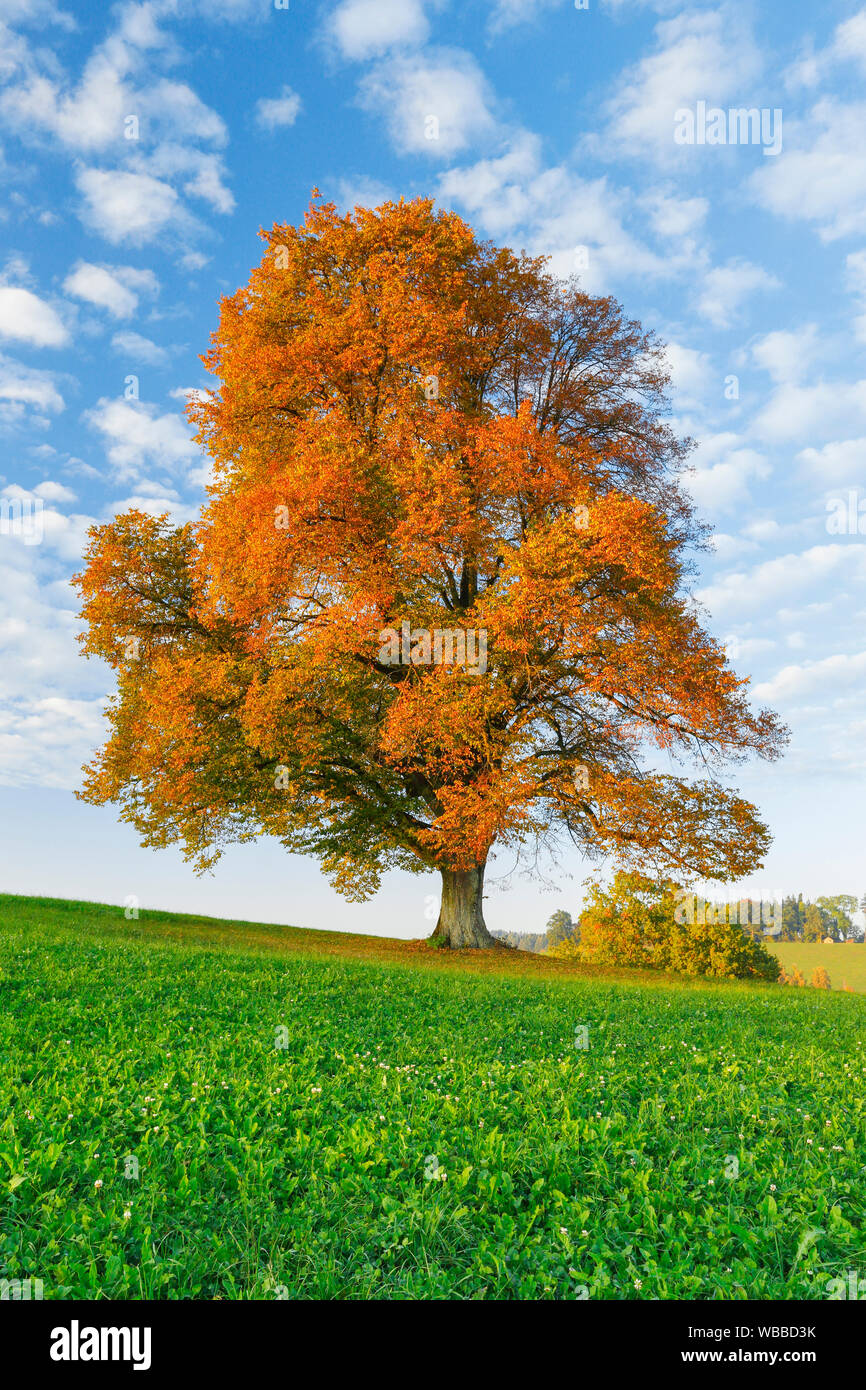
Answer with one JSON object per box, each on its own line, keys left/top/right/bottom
{"left": 0, "top": 0, "right": 864, "bottom": 938}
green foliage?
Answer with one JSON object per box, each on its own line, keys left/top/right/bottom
{"left": 1, "top": 894, "right": 865, "bottom": 1300}
{"left": 545, "top": 910, "right": 575, "bottom": 949}
{"left": 576, "top": 872, "right": 780, "bottom": 980}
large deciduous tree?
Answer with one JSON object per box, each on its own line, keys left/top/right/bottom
{"left": 74, "top": 195, "right": 787, "bottom": 948}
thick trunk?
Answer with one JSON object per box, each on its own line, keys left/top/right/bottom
{"left": 430, "top": 862, "right": 496, "bottom": 949}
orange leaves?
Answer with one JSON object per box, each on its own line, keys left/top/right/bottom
{"left": 73, "top": 194, "right": 787, "bottom": 897}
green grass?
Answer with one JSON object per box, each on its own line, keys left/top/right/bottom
{"left": 2, "top": 893, "right": 865, "bottom": 1300}
{"left": 769, "top": 941, "right": 866, "bottom": 994}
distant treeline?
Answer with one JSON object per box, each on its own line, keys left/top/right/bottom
{"left": 494, "top": 894, "right": 866, "bottom": 953}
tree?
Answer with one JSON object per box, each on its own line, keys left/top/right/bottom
{"left": 816, "top": 894, "right": 856, "bottom": 942}
{"left": 576, "top": 872, "right": 779, "bottom": 979}
{"left": 803, "top": 903, "right": 829, "bottom": 943}
{"left": 781, "top": 895, "right": 802, "bottom": 941}
{"left": 73, "top": 195, "right": 787, "bottom": 948}
{"left": 811, "top": 966, "right": 831, "bottom": 990}
{"left": 545, "top": 909, "right": 575, "bottom": 948}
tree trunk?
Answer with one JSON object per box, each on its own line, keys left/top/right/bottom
{"left": 430, "top": 862, "right": 496, "bottom": 948}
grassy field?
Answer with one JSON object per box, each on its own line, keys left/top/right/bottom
{"left": 769, "top": 941, "right": 866, "bottom": 993}
{"left": 2, "top": 893, "right": 865, "bottom": 1301}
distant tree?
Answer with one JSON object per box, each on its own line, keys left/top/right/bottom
{"left": 817, "top": 894, "right": 856, "bottom": 942}
{"left": 781, "top": 895, "right": 802, "bottom": 941}
{"left": 803, "top": 903, "right": 828, "bottom": 943}
{"left": 545, "top": 909, "right": 575, "bottom": 948}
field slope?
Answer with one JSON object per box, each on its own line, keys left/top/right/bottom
{"left": 1, "top": 893, "right": 865, "bottom": 1300}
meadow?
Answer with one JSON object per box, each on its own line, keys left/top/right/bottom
{"left": 769, "top": 941, "right": 866, "bottom": 994}
{"left": 1, "top": 893, "right": 865, "bottom": 1300}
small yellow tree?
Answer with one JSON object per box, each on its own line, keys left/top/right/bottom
{"left": 811, "top": 966, "right": 831, "bottom": 990}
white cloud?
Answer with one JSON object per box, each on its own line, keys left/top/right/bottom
{"left": 697, "top": 545, "right": 866, "bottom": 616}
{"left": 0, "top": 354, "right": 64, "bottom": 416}
{"left": 75, "top": 167, "right": 182, "bottom": 245}
{"left": 255, "top": 85, "right": 301, "bottom": 130}
{"left": 0, "top": 696, "right": 108, "bottom": 790}
{"left": 334, "top": 175, "right": 394, "bottom": 211}
{"left": 798, "top": 438, "right": 866, "bottom": 484}
{"left": 138, "top": 143, "right": 234, "bottom": 214}
{"left": 110, "top": 331, "right": 170, "bottom": 367}
{"left": 83, "top": 397, "right": 198, "bottom": 478}
{"left": 663, "top": 341, "right": 713, "bottom": 409}
{"left": 685, "top": 433, "right": 771, "bottom": 512}
{"left": 754, "top": 650, "right": 866, "bottom": 703}
{"left": 695, "top": 260, "right": 780, "bottom": 328}
{"left": 641, "top": 188, "right": 708, "bottom": 241}
{"left": 752, "top": 100, "right": 866, "bottom": 241}
{"left": 62, "top": 261, "right": 159, "bottom": 319}
{"left": 33, "top": 480, "right": 76, "bottom": 503}
{"left": 359, "top": 49, "right": 495, "bottom": 158}
{"left": 329, "top": 0, "right": 429, "bottom": 61}
{"left": 601, "top": 8, "right": 762, "bottom": 163}
{"left": 488, "top": 0, "right": 566, "bottom": 33}
{"left": 438, "top": 132, "right": 672, "bottom": 292}
{"left": 755, "top": 379, "right": 866, "bottom": 444}
{"left": 750, "top": 325, "right": 819, "bottom": 384}
{"left": 0, "top": 285, "right": 68, "bottom": 347}
{"left": 833, "top": 9, "right": 866, "bottom": 71}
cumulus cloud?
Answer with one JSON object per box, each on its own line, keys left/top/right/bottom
{"left": 110, "top": 331, "right": 170, "bottom": 367}
{"left": 0, "top": 286, "right": 69, "bottom": 347}
{"left": 696, "top": 545, "right": 866, "bottom": 616}
{"left": 695, "top": 260, "right": 780, "bottom": 328}
{"left": 83, "top": 397, "right": 199, "bottom": 478}
{"left": 798, "top": 437, "right": 866, "bottom": 484}
{"left": 685, "top": 433, "right": 771, "bottom": 512}
{"left": 751, "top": 100, "right": 866, "bottom": 241}
{"left": 0, "top": 5, "right": 233, "bottom": 249}
{"left": 359, "top": 49, "right": 496, "bottom": 158}
{"left": 754, "top": 650, "right": 866, "bottom": 703}
{"left": 0, "top": 354, "right": 65, "bottom": 419}
{"left": 62, "top": 261, "right": 159, "bottom": 319}
{"left": 437, "top": 131, "right": 675, "bottom": 292}
{"left": 750, "top": 325, "right": 820, "bottom": 384}
{"left": 328, "top": 0, "right": 430, "bottom": 61}
{"left": 75, "top": 168, "right": 183, "bottom": 245}
{"left": 601, "top": 7, "right": 763, "bottom": 163}
{"left": 255, "top": 85, "right": 302, "bottom": 130}
{"left": 488, "top": 0, "right": 567, "bottom": 32}
{"left": 754, "top": 379, "right": 866, "bottom": 445}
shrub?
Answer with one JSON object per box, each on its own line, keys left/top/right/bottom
{"left": 811, "top": 966, "right": 831, "bottom": 989}
{"left": 574, "top": 872, "right": 780, "bottom": 981}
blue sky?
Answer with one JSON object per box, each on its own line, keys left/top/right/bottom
{"left": 0, "top": 0, "right": 865, "bottom": 936}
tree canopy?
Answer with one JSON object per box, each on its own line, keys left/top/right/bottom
{"left": 74, "top": 194, "right": 787, "bottom": 947}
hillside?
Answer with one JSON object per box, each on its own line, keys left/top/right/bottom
{"left": 1, "top": 893, "right": 865, "bottom": 1300}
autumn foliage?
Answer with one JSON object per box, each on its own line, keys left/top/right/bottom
{"left": 74, "top": 194, "right": 787, "bottom": 947}
{"left": 551, "top": 872, "right": 780, "bottom": 980}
